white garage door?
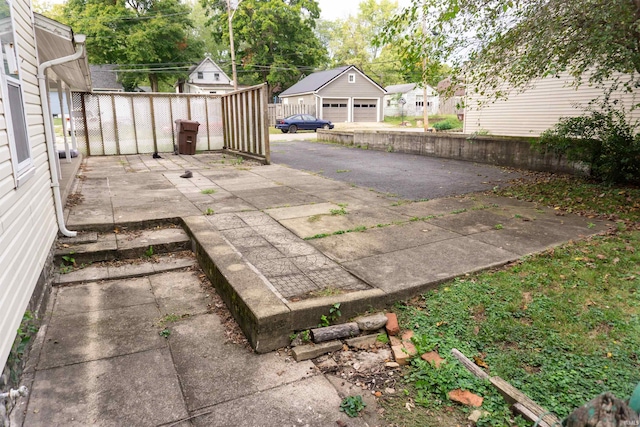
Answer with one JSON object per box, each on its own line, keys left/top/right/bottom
{"left": 322, "top": 98, "right": 348, "bottom": 122}
{"left": 353, "top": 99, "right": 378, "bottom": 122}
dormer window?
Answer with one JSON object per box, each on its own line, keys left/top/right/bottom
{"left": 197, "top": 71, "right": 203, "bottom": 79}
{"left": 348, "top": 73, "right": 356, "bottom": 83}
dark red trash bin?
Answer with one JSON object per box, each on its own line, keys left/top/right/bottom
{"left": 175, "top": 119, "right": 200, "bottom": 155}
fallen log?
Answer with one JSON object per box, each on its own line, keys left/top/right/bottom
{"left": 311, "top": 322, "right": 360, "bottom": 343}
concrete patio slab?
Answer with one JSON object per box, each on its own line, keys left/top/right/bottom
{"left": 148, "top": 270, "right": 211, "bottom": 316}
{"left": 343, "top": 237, "right": 519, "bottom": 300}
{"left": 168, "top": 313, "right": 316, "bottom": 411}
{"left": 190, "top": 375, "right": 368, "bottom": 427}
{"left": 24, "top": 348, "right": 188, "bottom": 427}
{"left": 37, "top": 302, "right": 164, "bottom": 369}
{"left": 51, "top": 277, "right": 155, "bottom": 316}
{"left": 265, "top": 202, "right": 340, "bottom": 221}
{"left": 280, "top": 205, "right": 412, "bottom": 239}
{"left": 309, "top": 221, "right": 460, "bottom": 263}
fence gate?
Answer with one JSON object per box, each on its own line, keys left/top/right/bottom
{"left": 267, "top": 103, "right": 316, "bottom": 125}
{"left": 72, "top": 84, "right": 269, "bottom": 163}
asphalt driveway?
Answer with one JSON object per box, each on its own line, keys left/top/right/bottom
{"left": 270, "top": 140, "right": 523, "bottom": 200}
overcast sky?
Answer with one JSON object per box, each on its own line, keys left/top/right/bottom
{"left": 317, "top": 0, "right": 411, "bottom": 21}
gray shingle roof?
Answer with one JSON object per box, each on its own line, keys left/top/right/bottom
{"left": 89, "top": 64, "right": 124, "bottom": 91}
{"left": 279, "top": 66, "right": 350, "bottom": 96}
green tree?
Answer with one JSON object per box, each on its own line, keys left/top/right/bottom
{"left": 202, "top": 0, "right": 326, "bottom": 97}
{"left": 57, "top": 0, "right": 203, "bottom": 92}
{"left": 380, "top": 0, "right": 640, "bottom": 100}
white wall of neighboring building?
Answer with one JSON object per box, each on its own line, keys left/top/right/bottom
{"left": 464, "top": 73, "right": 640, "bottom": 136}
{"left": 384, "top": 86, "right": 439, "bottom": 117}
{"left": 183, "top": 57, "right": 234, "bottom": 94}
{"left": 0, "top": 0, "right": 58, "bottom": 368}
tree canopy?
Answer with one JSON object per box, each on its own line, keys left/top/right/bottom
{"left": 54, "top": 0, "right": 203, "bottom": 92}
{"left": 380, "top": 0, "right": 640, "bottom": 100}
{"left": 202, "top": 0, "right": 326, "bottom": 97}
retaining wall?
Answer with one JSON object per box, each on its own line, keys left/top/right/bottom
{"left": 317, "top": 130, "right": 580, "bottom": 175}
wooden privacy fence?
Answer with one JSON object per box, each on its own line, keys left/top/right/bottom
{"left": 267, "top": 103, "right": 316, "bottom": 125}
{"left": 71, "top": 84, "right": 270, "bottom": 163}
{"left": 221, "top": 84, "right": 270, "bottom": 163}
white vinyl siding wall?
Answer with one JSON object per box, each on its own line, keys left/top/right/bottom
{"left": 0, "top": 0, "right": 57, "bottom": 368}
{"left": 464, "top": 73, "right": 640, "bottom": 137}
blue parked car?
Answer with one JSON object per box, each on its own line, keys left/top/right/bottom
{"left": 275, "top": 114, "right": 334, "bottom": 133}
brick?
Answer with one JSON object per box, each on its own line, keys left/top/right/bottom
{"left": 401, "top": 330, "right": 414, "bottom": 342}
{"left": 421, "top": 351, "right": 445, "bottom": 368}
{"left": 392, "top": 345, "right": 412, "bottom": 365}
{"left": 448, "top": 389, "right": 484, "bottom": 407}
{"left": 403, "top": 340, "right": 417, "bottom": 357}
{"left": 385, "top": 313, "right": 399, "bottom": 336}
{"left": 389, "top": 336, "right": 402, "bottom": 347}
{"left": 291, "top": 341, "right": 342, "bottom": 362}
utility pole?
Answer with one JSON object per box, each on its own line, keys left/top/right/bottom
{"left": 422, "top": 0, "right": 429, "bottom": 132}
{"left": 227, "top": 0, "right": 238, "bottom": 90}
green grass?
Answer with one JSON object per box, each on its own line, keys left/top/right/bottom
{"left": 387, "top": 175, "right": 640, "bottom": 426}
{"left": 383, "top": 114, "right": 462, "bottom": 129}
{"left": 497, "top": 175, "right": 640, "bottom": 222}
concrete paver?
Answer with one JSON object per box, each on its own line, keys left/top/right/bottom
{"left": 25, "top": 348, "right": 188, "bottom": 427}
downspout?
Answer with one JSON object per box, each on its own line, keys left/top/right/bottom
{"left": 37, "top": 34, "right": 86, "bottom": 238}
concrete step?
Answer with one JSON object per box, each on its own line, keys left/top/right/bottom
{"left": 54, "top": 253, "right": 197, "bottom": 286}
{"left": 55, "top": 227, "right": 191, "bottom": 266}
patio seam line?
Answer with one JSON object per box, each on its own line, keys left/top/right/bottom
{"left": 34, "top": 344, "right": 170, "bottom": 372}
{"left": 152, "top": 275, "right": 194, "bottom": 419}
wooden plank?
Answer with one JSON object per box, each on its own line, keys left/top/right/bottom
{"left": 221, "top": 96, "right": 228, "bottom": 149}
{"left": 490, "top": 377, "right": 561, "bottom": 426}
{"left": 451, "top": 348, "right": 489, "bottom": 379}
{"left": 261, "top": 85, "right": 270, "bottom": 164}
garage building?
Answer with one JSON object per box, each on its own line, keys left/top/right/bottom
{"left": 278, "top": 65, "right": 386, "bottom": 123}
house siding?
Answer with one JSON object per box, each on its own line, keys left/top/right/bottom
{"left": 280, "top": 93, "right": 315, "bottom": 105}
{"left": 0, "top": 0, "right": 57, "bottom": 369}
{"left": 464, "top": 73, "right": 640, "bottom": 137}
{"left": 318, "top": 72, "right": 382, "bottom": 99}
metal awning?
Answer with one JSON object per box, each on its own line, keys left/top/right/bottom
{"left": 33, "top": 13, "right": 92, "bottom": 92}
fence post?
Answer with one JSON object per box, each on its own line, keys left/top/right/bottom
{"left": 149, "top": 96, "right": 158, "bottom": 153}
{"left": 111, "top": 94, "right": 121, "bottom": 155}
{"left": 261, "top": 84, "right": 270, "bottom": 164}
{"left": 81, "top": 94, "right": 90, "bottom": 156}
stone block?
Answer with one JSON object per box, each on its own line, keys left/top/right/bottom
{"left": 354, "top": 313, "right": 387, "bottom": 331}
{"left": 291, "top": 341, "right": 343, "bottom": 362}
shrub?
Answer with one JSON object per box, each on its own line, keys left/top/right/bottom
{"left": 433, "top": 120, "right": 453, "bottom": 130}
{"left": 534, "top": 103, "right": 640, "bottom": 184}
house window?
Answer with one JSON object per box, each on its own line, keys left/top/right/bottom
{"left": 348, "top": 73, "right": 356, "bottom": 83}
{"left": 197, "top": 71, "right": 203, "bottom": 79}
{"left": 415, "top": 95, "right": 424, "bottom": 107}
{"left": 298, "top": 98, "right": 304, "bottom": 105}
{"left": 386, "top": 100, "right": 391, "bottom": 107}
{"left": 1, "top": 0, "right": 33, "bottom": 187}
{"left": 214, "top": 73, "right": 220, "bottom": 81}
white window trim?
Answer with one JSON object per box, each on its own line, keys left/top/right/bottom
{"left": 1, "top": 1, "right": 34, "bottom": 188}
{"left": 348, "top": 73, "right": 356, "bottom": 83}
{"left": 298, "top": 98, "right": 304, "bottom": 105}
